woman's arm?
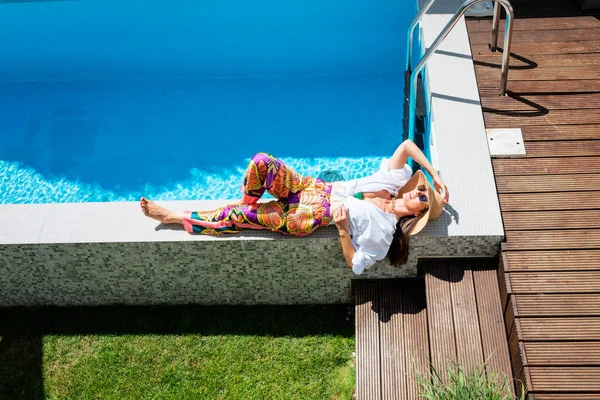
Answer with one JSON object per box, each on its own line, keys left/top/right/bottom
{"left": 389, "top": 139, "right": 449, "bottom": 203}
{"left": 389, "top": 139, "right": 434, "bottom": 175}
{"left": 338, "top": 231, "right": 355, "bottom": 270}
{"left": 333, "top": 205, "right": 355, "bottom": 269}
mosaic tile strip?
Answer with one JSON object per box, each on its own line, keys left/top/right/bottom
{"left": 0, "top": 234, "right": 501, "bottom": 306}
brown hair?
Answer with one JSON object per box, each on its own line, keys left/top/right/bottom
{"left": 387, "top": 210, "right": 428, "bottom": 267}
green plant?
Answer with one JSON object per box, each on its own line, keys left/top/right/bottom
{"left": 417, "top": 362, "right": 525, "bottom": 400}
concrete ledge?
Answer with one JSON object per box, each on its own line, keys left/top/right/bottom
{"left": 0, "top": 201, "right": 501, "bottom": 306}
{"left": 0, "top": 8, "right": 504, "bottom": 306}
{"left": 0, "top": 234, "right": 500, "bottom": 306}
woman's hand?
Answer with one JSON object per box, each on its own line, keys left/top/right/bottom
{"left": 333, "top": 205, "right": 350, "bottom": 232}
{"left": 433, "top": 175, "right": 449, "bottom": 204}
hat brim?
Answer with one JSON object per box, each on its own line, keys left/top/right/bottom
{"left": 397, "top": 170, "right": 444, "bottom": 235}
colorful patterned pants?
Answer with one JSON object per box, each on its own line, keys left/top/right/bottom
{"left": 182, "top": 153, "right": 333, "bottom": 236}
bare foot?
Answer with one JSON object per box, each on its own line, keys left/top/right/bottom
{"left": 140, "top": 197, "right": 176, "bottom": 224}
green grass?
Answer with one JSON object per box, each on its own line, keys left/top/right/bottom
{"left": 0, "top": 305, "right": 355, "bottom": 400}
{"left": 417, "top": 363, "right": 524, "bottom": 400}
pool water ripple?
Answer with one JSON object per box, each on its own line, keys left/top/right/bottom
{"left": 0, "top": 157, "right": 384, "bottom": 204}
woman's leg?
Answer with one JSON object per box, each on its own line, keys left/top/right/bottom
{"left": 140, "top": 197, "right": 185, "bottom": 224}
{"left": 141, "top": 192, "right": 332, "bottom": 236}
{"left": 140, "top": 154, "right": 330, "bottom": 235}
{"left": 285, "top": 181, "right": 333, "bottom": 236}
{"left": 141, "top": 197, "right": 290, "bottom": 235}
{"left": 182, "top": 200, "right": 289, "bottom": 234}
{"left": 241, "top": 153, "right": 315, "bottom": 204}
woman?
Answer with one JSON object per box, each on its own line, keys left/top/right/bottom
{"left": 140, "top": 139, "right": 449, "bottom": 275}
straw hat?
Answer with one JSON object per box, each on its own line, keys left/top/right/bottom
{"left": 397, "top": 170, "right": 444, "bottom": 235}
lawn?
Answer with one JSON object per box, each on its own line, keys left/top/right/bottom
{"left": 0, "top": 305, "right": 355, "bottom": 400}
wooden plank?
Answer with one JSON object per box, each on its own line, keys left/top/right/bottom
{"left": 535, "top": 394, "right": 600, "bottom": 399}
{"left": 386, "top": 282, "right": 407, "bottom": 400}
{"left": 524, "top": 141, "right": 600, "bottom": 157}
{"left": 505, "top": 295, "right": 517, "bottom": 339}
{"left": 493, "top": 157, "right": 600, "bottom": 176}
{"left": 355, "top": 281, "right": 381, "bottom": 400}
{"left": 470, "top": 0, "right": 590, "bottom": 17}
{"left": 479, "top": 66, "right": 600, "bottom": 81}
{"left": 472, "top": 268, "right": 514, "bottom": 384}
{"left": 509, "top": 271, "right": 600, "bottom": 293}
{"left": 529, "top": 367, "right": 600, "bottom": 391}
{"left": 472, "top": 41, "right": 600, "bottom": 57}
{"left": 379, "top": 281, "right": 405, "bottom": 400}
{"left": 515, "top": 294, "right": 600, "bottom": 317}
{"left": 484, "top": 109, "right": 600, "bottom": 127}
{"left": 497, "top": 252, "right": 510, "bottom": 312}
{"left": 514, "top": 365, "right": 531, "bottom": 399}
{"left": 473, "top": 52, "right": 600, "bottom": 69}
{"left": 496, "top": 174, "right": 600, "bottom": 194}
{"left": 519, "top": 317, "right": 600, "bottom": 340}
{"left": 425, "top": 263, "right": 457, "bottom": 383}
{"left": 505, "top": 250, "right": 600, "bottom": 272}
{"left": 504, "top": 229, "right": 600, "bottom": 250}
{"left": 513, "top": 4, "right": 599, "bottom": 18}
{"left": 525, "top": 140, "right": 600, "bottom": 157}
{"left": 469, "top": 27, "right": 600, "bottom": 45}
{"left": 503, "top": 210, "right": 600, "bottom": 230}
{"left": 499, "top": 192, "right": 600, "bottom": 212}
{"left": 401, "top": 280, "right": 429, "bottom": 400}
{"left": 448, "top": 266, "right": 485, "bottom": 372}
{"left": 481, "top": 94, "right": 600, "bottom": 111}
{"left": 478, "top": 79, "right": 600, "bottom": 93}
{"left": 520, "top": 125, "right": 600, "bottom": 142}
{"left": 507, "top": 0, "right": 583, "bottom": 6}
{"left": 508, "top": 317, "right": 524, "bottom": 387}
{"left": 524, "top": 342, "right": 600, "bottom": 366}
{"left": 467, "top": 16, "right": 600, "bottom": 32}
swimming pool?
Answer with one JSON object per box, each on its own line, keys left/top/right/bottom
{"left": 0, "top": 0, "right": 507, "bottom": 306}
{"left": 0, "top": 0, "right": 416, "bottom": 204}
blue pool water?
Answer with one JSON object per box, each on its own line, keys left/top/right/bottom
{"left": 0, "top": 0, "right": 415, "bottom": 203}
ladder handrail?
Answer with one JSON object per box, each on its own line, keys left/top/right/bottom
{"left": 405, "top": 0, "right": 437, "bottom": 72}
{"left": 406, "top": 0, "right": 514, "bottom": 142}
{"left": 491, "top": 1, "right": 503, "bottom": 52}
{"left": 407, "top": 0, "right": 511, "bottom": 72}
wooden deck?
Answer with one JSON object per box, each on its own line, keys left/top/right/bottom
{"left": 467, "top": 1, "right": 600, "bottom": 398}
{"left": 355, "top": 259, "right": 512, "bottom": 399}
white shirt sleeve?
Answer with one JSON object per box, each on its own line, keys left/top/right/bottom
{"left": 350, "top": 223, "right": 394, "bottom": 275}
{"left": 378, "top": 158, "right": 413, "bottom": 196}
{"left": 351, "top": 246, "right": 376, "bottom": 275}
{"left": 380, "top": 158, "right": 412, "bottom": 181}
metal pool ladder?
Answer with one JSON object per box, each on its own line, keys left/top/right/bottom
{"left": 405, "top": 0, "right": 514, "bottom": 142}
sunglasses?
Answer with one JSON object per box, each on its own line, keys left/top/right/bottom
{"left": 416, "top": 185, "right": 428, "bottom": 203}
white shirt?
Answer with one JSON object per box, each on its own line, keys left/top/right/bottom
{"left": 339, "top": 158, "right": 413, "bottom": 199}
{"left": 330, "top": 159, "right": 413, "bottom": 275}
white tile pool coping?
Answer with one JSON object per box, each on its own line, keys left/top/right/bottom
{"left": 0, "top": 10, "right": 504, "bottom": 305}
{"left": 419, "top": 12, "right": 504, "bottom": 239}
